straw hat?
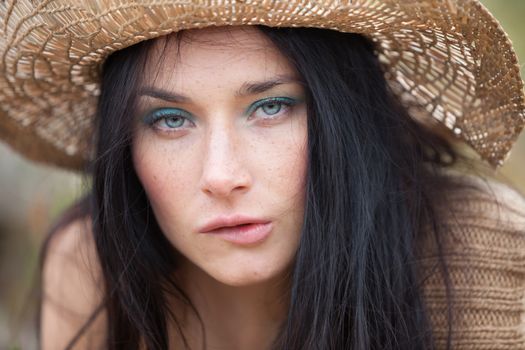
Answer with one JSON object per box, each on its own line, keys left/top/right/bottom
{"left": 0, "top": 0, "right": 524, "bottom": 170}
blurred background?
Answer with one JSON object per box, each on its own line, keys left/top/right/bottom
{"left": 1, "top": 1, "right": 524, "bottom": 348}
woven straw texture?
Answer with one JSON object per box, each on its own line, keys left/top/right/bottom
{"left": 0, "top": 0, "right": 524, "bottom": 169}
{"left": 419, "top": 171, "right": 525, "bottom": 349}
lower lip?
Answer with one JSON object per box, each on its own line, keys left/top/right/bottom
{"left": 203, "top": 222, "right": 273, "bottom": 245}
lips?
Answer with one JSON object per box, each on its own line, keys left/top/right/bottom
{"left": 198, "top": 215, "right": 273, "bottom": 245}
{"left": 198, "top": 215, "right": 271, "bottom": 233}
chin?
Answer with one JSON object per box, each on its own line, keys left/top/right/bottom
{"left": 208, "top": 263, "right": 290, "bottom": 288}
{"left": 216, "top": 275, "right": 271, "bottom": 288}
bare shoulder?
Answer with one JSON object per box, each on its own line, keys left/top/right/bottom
{"left": 41, "top": 215, "right": 107, "bottom": 349}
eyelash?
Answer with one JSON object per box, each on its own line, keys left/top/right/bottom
{"left": 245, "top": 97, "right": 298, "bottom": 121}
{"left": 142, "top": 97, "right": 299, "bottom": 133}
{"left": 143, "top": 108, "right": 193, "bottom": 132}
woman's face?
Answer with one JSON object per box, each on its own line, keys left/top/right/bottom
{"left": 131, "top": 26, "right": 307, "bottom": 287}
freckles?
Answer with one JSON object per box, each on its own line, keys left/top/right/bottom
{"left": 256, "top": 124, "right": 307, "bottom": 189}
{"left": 133, "top": 147, "right": 173, "bottom": 212}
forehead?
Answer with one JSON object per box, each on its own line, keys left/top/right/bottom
{"left": 142, "top": 26, "right": 297, "bottom": 88}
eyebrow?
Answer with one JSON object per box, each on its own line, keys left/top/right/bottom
{"left": 236, "top": 76, "right": 301, "bottom": 97}
{"left": 138, "top": 75, "right": 301, "bottom": 103}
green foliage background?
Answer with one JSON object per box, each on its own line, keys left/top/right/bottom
{"left": 482, "top": 0, "right": 525, "bottom": 190}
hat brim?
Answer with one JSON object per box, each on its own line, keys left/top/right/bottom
{"left": 0, "top": 0, "right": 523, "bottom": 170}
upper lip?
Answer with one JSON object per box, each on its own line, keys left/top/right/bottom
{"left": 198, "top": 215, "right": 271, "bottom": 233}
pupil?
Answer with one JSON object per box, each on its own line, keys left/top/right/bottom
{"left": 263, "top": 103, "right": 281, "bottom": 115}
{"left": 166, "top": 116, "right": 183, "bottom": 128}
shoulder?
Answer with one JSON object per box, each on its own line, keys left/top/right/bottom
{"left": 437, "top": 168, "right": 525, "bottom": 222}
{"left": 40, "top": 213, "right": 107, "bottom": 349}
{"left": 419, "top": 168, "right": 525, "bottom": 349}
{"left": 431, "top": 169, "right": 525, "bottom": 251}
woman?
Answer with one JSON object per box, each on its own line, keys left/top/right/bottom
{"left": 1, "top": 1, "right": 524, "bottom": 349}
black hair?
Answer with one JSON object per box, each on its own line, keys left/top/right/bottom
{"left": 40, "top": 26, "right": 462, "bottom": 349}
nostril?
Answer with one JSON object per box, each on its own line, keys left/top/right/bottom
{"left": 200, "top": 169, "right": 252, "bottom": 197}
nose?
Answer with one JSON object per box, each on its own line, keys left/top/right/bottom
{"left": 199, "top": 127, "right": 252, "bottom": 198}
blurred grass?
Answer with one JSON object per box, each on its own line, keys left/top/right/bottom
{"left": 0, "top": 145, "right": 84, "bottom": 349}
{"left": 481, "top": 0, "right": 525, "bottom": 193}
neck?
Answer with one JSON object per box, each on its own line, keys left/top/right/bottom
{"left": 169, "top": 261, "right": 291, "bottom": 350}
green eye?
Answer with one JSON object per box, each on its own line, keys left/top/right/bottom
{"left": 246, "top": 97, "right": 299, "bottom": 120}
{"left": 163, "top": 116, "right": 185, "bottom": 128}
{"left": 260, "top": 103, "right": 282, "bottom": 115}
{"left": 143, "top": 108, "right": 194, "bottom": 130}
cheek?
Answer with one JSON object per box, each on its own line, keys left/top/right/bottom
{"left": 258, "top": 119, "right": 308, "bottom": 207}
{"left": 131, "top": 138, "right": 198, "bottom": 227}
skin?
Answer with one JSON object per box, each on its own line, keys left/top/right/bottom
{"left": 131, "top": 26, "right": 308, "bottom": 349}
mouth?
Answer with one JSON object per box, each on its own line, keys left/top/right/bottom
{"left": 199, "top": 219, "right": 273, "bottom": 245}
{"left": 198, "top": 215, "right": 271, "bottom": 233}
{"left": 208, "top": 222, "right": 254, "bottom": 234}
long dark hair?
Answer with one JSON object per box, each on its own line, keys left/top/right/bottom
{"left": 42, "top": 26, "right": 463, "bottom": 349}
